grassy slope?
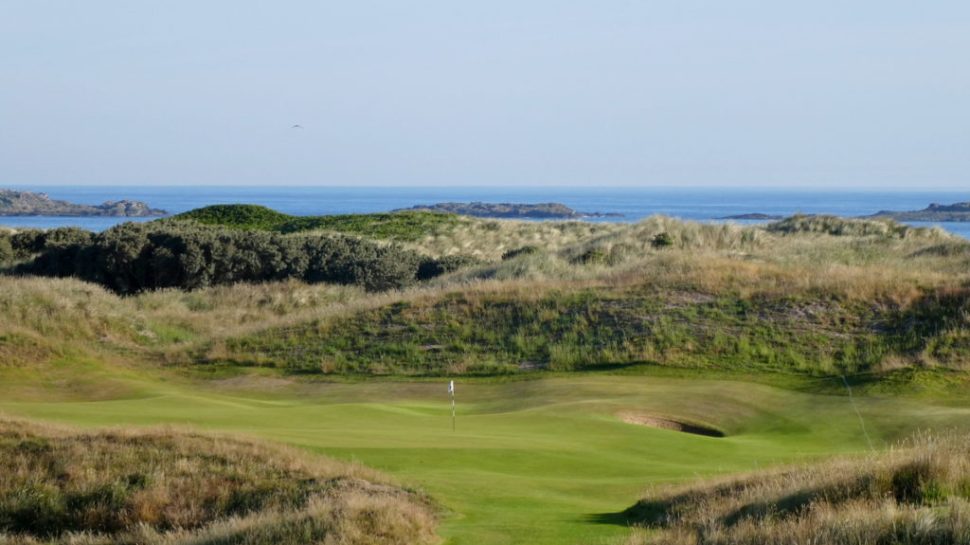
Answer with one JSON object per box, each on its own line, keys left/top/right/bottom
{"left": 222, "top": 286, "right": 886, "bottom": 375}
{"left": 1, "top": 364, "right": 969, "bottom": 545}
{"left": 169, "top": 204, "right": 464, "bottom": 241}
{"left": 219, "top": 280, "right": 970, "bottom": 378}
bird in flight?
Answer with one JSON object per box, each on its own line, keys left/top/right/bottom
{"left": 291, "top": 124, "right": 303, "bottom": 129}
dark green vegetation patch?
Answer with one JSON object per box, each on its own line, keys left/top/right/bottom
{"left": 171, "top": 204, "right": 463, "bottom": 241}
{"left": 8, "top": 221, "right": 476, "bottom": 294}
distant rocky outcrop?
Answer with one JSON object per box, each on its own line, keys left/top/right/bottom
{"left": 395, "top": 202, "right": 622, "bottom": 219}
{"left": 869, "top": 202, "right": 970, "bottom": 222}
{"left": 718, "top": 213, "right": 783, "bottom": 220}
{"left": 0, "top": 189, "right": 167, "bottom": 217}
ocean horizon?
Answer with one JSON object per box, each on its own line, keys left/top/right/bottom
{"left": 2, "top": 185, "right": 968, "bottom": 238}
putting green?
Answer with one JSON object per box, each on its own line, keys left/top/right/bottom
{"left": 2, "top": 373, "right": 968, "bottom": 545}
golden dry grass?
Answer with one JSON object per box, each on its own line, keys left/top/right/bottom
{"left": 435, "top": 215, "right": 962, "bottom": 302}
{"left": 0, "top": 418, "right": 437, "bottom": 545}
{"left": 405, "top": 217, "right": 620, "bottom": 260}
{"left": 624, "top": 432, "right": 970, "bottom": 545}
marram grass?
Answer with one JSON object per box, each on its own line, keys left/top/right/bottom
{"left": 0, "top": 418, "right": 437, "bottom": 545}
{"left": 625, "top": 432, "right": 970, "bottom": 545}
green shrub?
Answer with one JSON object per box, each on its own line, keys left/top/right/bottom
{"left": 651, "top": 232, "right": 674, "bottom": 248}
{"left": 6, "top": 227, "right": 92, "bottom": 262}
{"left": 10, "top": 229, "right": 45, "bottom": 256}
{"left": 171, "top": 204, "right": 291, "bottom": 230}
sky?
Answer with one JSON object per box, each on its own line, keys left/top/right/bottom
{"left": 1, "top": 1, "right": 968, "bottom": 188}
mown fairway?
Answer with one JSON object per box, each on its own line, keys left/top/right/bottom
{"left": 2, "top": 371, "right": 969, "bottom": 545}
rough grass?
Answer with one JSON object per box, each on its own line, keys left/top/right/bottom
{"left": 623, "top": 432, "right": 970, "bottom": 545}
{"left": 166, "top": 206, "right": 949, "bottom": 261}
{"left": 218, "top": 274, "right": 970, "bottom": 377}
{"left": 221, "top": 285, "right": 893, "bottom": 376}
{"left": 0, "top": 276, "right": 367, "bottom": 366}
{"left": 1, "top": 213, "right": 968, "bottom": 381}
{"left": 408, "top": 217, "right": 620, "bottom": 260}
{"left": 767, "top": 214, "right": 947, "bottom": 238}
{"left": 0, "top": 419, "right": 437, "bottom": 545}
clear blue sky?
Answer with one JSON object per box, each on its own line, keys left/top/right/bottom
{"left": 1, "top": 1, "right": 967, "bottom": 188}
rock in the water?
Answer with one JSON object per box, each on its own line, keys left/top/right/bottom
{"left": 718, "top": 213, "right": 783, "bottom": 220}
{"left": 868, "top": 202, "right": 970, "bottom": 222}
{"left": 395, "top": 201, "right": 622, "bottom": 219}
{"left": 0, "top": 189, "right": 167, "bottom": 217}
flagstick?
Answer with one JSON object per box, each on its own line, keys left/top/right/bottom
{"left": 449, "top": 380, "right": 456, "bottom": 432}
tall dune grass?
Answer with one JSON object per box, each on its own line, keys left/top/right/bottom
{"left": 1, "top": 214, "right": 968, "bottom": 378}
{"left": 625, "top": 432, "right": 970, "bottom": 545}
{"left": 0, "top": 418, "right": 437, "bottom": 545}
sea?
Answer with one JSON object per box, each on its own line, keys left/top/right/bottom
{"left": 2, "top": 185, "right": 968, "bottom": 239}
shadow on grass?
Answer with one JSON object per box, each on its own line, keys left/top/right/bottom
{"left": 584, "top": 510, "right": 637, "bottom": 527}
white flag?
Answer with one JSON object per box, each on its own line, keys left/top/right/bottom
{"left": 448, "top": 380, "right": 454, "bottom": 394}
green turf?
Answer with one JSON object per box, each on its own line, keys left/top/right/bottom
{"left": 1, "top": 371, "right": 968, "bottom": 545}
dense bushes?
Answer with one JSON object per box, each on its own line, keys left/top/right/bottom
{"left": 1, "top": 227, "right": 92, "bottom": 263}
{"left": 15, "top": 222, "right": 464, "bottom": 294}
{"left": 651, "top": 232, "right": 674, "bottom": 248}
